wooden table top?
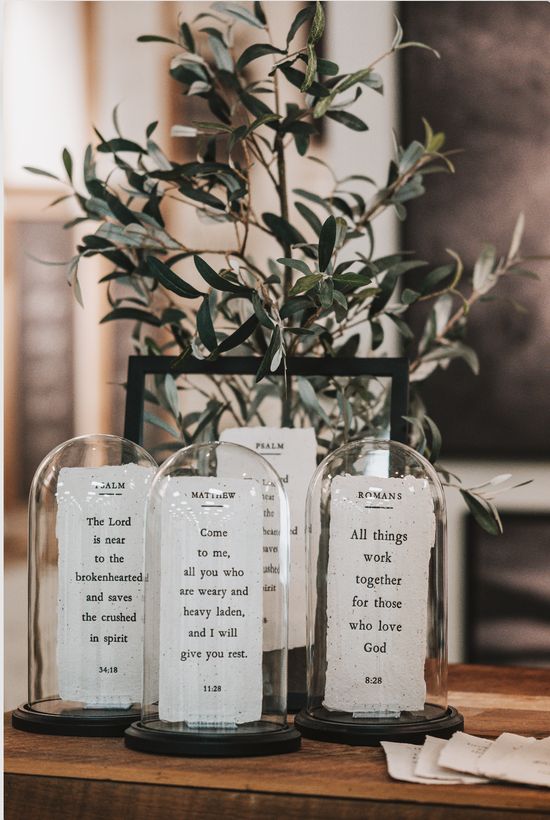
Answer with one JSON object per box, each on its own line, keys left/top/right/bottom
{"left": 5, "top": 664, "right": 550, "bottom": 819}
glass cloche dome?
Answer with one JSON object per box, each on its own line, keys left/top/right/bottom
{"left": 12, "top": 434, "right": 157, "bottom": 736}
{"left": 295, "top": 438, "right": 463, "bottom": 745}
{"left": 124, "top": 441, "right": 301, "bottom": 756}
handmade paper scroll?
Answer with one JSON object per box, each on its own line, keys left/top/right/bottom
{"left": 56, "top": 464, "right": 154, "bottom": 707}
{"left": 324, "top": 475, "right": 435, "bottom": 715}
{"left": 158, "top": 477, "right": 263, "bottom": 725}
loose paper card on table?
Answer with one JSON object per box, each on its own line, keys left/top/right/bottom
{"left": 324, "top": 475, "right": 435, "bottom": 715}
{"left": 158, "top": 477, "right": 263, "bottom": 725}
{"left": 381, "top": 741, "right": 460, "bottom": 784}
{"left": 491, "top": 737, "right": 550, "bottom": 788}
{"left": 438, "top": 732, "right": 494, "bottom": 776}
{"left": 475, "top": 733, "right": 535, "bottom": 779}
{"left": 220, "top": 427, "right": 316, "bottom": 649}
{"left": 56, "top": 464, "right": 154, "bottom": 707}
{"left": 415, "top": 736, "right": 489, "bottom": 784}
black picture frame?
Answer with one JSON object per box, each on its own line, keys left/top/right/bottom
{"left": 123, "top": 355, "right": 410, "bottom": 447}
{"left": 465, "top": 511, "right": 550, "bottom": 667}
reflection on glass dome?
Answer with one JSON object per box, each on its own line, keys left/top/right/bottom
{"left": 124, "top": 441, "right": 301, "bottom": 756}
{"left": 12, "top": 434, "right": 157, "bottom": 736}
{"left": 295, "top": 438, "right": 463, "bottom": 745}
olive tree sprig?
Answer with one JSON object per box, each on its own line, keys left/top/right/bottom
{"left": 26, "top": 2, "right": 542, "bottom": 533}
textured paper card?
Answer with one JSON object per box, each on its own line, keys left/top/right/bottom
{"left": 438, "top": 732, "right": 494, "bottom": 775}
{"left": 381, "top": 741, "right": 456, "bottom": 784}
{"left": 220, "top": 426, "right": 316, "bottom": 649}
{"left": 324, "top": 475, "right": 435, "bottom": 714}
{"left": 480, "top": 735, "right": 550, "bottom": 787}
{"left": 492, "top": 737, "right": 550, "bottom": 787}
{"left": 158, "top": 477, "right": 263, "bottom": 725}
{"left": 416, "top": 736, "right": 489, "bottom": 783}
{"left": 476, "top": 732, "right": 535, "bottom": 779}
{"left": 56, "top": 464, "right": 154, "bottom": 707}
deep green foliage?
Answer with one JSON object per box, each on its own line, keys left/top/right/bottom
{"left": 29, "top": 2, "right": 539, "bottom": 532}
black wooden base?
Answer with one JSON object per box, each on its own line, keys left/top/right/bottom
{"left": 12, "top": 703, "right": 136, "bottom": 737}
{"left": 294, "top": 705, "right": 464, "bottom": 746}
{"left": 124, "top": 721, "right": 301, "bottom": 757}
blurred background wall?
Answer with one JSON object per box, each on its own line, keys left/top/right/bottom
{"left": 3, "top": 1, "right": 549, "bottom": 710}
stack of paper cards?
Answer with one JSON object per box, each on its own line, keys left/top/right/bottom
{"left": 382, "top": 732, "right": 550, "bottom": 788}
{"left": 381, "top": 738, "right": 488, "bottom": 785}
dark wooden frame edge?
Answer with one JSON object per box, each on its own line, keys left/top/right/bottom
{"left": 123, "top": 355, "right": 409, "bottom": 447}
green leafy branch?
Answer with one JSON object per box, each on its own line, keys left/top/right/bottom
{"left": 25, "top": 1, "right": 544, "bottom": 533}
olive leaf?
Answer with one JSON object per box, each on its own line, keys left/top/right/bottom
{"left": 197, "top": 296, "right": 217, "bottom": 351}
{"left": 473, "top": 244, "right": 497, "bottom": 294}
{"left": 508, "top": 212, "right": 525, "bottom": 260}
{"left": 96, "top": 138, "right": 145, "bottom": 153}
{"left": 164, "top": 374, "right": 181, "bottom": 418}
{"left": 194, "top": 255, "right": 250, "bottom": 295}
{"left": 144, "top": 411, "right": 181, "bottom": 439}
{"left": 318, "top": 215, "right": 337, "bottom": 272}
{"left": 277, "top": 257, "right": 311, "bottom": 276}
{"left": 237, "top": 43, "right": 286, "bottom": 71}
{"left": 146, "top": 256, "right": 204, "bottom": 298}
{"left": 297, "top": 376, "right": 331, "bottom": 426}
{"left": 212, "top": 2, "right": 265, "bottom": 28}
{"left": 62, "top": 148, "right": 73, "bottom": 181}
{"left": 326, "top": 110, "right": 368, "bottom": 131}
{"left": 24, "top": 166, "right": 61, "bottom": 181}
{"left": 213, "top": 314, "right": 259, "bottom": 356}
{"left": 138, "top": 34, "right": 180, "bottom": 45}
{"left": 460, "top": 490, "right": 503, "bottom": 536}
{"left": 289, "top": 273, "right": 323, "bottom": 296}
{"left": 100, "top": 307, "right": 162, "bottom": 326}
{"left": 286, "top": 5, "right": 314, "bottom": 46}
{"left": 256, "top": 326, "right": 282, "bottom": 382}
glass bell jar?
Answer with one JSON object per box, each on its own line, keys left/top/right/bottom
{"left": 295, "top": 438, "right": 463, "bottom": 745}
{"left": 12, "top": 434, "right": 157, "bottom": 736}
{"left": 124, "top": 441, "right": 301, "bottom": 756}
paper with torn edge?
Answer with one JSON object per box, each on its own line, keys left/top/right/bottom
{"left": 381, "top": 741, "right": 466, "bottom": 784}
{"left": 324, "top": 475, "right": 435, "bottom": 715}
{"left": 220, "top": 426, "right": 316, "bottom": 649}
{"left": 438, "top": 731, "right": 494, "bottom": 775}
{"left": 476, "top": 733, "right": 536, "bottom": 779}
{"left": 56, "top": 464, "right": 154, "bottom": 707}
{"left": 415, "top": 736, "right": 489, "bottom": 783}
{"left": 485, "top": 737, "right": 550, "bottom": 788}
{"left": 158, "top": 477, "right": 263, "bottom": 725}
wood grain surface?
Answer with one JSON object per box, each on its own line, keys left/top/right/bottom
{"left": 5, "top": 665, "right": 550, "bottom": 819}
